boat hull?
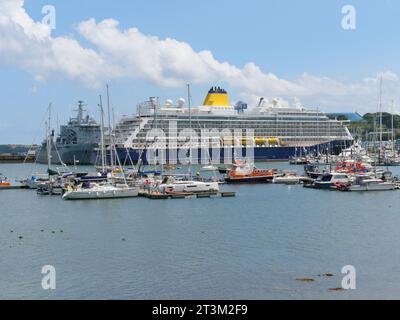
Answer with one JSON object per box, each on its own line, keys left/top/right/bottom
{"left": 158, "top": 182, "right": 219, "bottom": 193}
{"left": 273, "top": 177, "right": 301, "bottom": 184}
{"left": 310, "top": 182, "right": 335, "bottom": 189}
{"left": 347, "top": 184, "right": 396, "bottom": 191}
{"left": 103, "top": 140, "right": 351, "bottom": 165}
{"left": 225, "top": 176, "right": 273, "bottom": 184}
{"left": 62, "top": 187, "right": 139, "bottom": 200}
{"left": 36, "top": 143, "right": 98, "bottom": 165}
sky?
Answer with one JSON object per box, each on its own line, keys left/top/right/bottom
{"left": 1, "top": 0, "right": 400, "bottom": 143}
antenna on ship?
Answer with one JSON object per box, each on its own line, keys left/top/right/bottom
{"left": 187, "top": 83, "right": 192, "bottom": 179}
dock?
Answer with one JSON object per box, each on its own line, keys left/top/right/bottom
{"left": 139, "top": 190, "right": 236, "bottom": 200}
{"left": 0, "top": 154, "right": 35, "bottom": 163}
{"left": 0, "top": 185, "right": 29, "bottom": 190}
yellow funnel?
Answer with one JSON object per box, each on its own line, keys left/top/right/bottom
{"left": 203, "top": 87, "right": 229, "bottom": 107}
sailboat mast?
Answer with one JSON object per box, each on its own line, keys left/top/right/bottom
{"left": 99, "top": 95, "right": 106, "bottom": 173}
{"left": 392, "top": 100, "right": 395, "bottom": 154}
{"left": 47, "top": 103, "right": 52, "bottom": 172}
{"left": 106, "top": 84, "right": 114, "bottom": 168}
{"left": 379, "top": 77, "right": 383, "bottom": 161}
{"left": 187, "top": 84, "right": 192, "bottom": 178}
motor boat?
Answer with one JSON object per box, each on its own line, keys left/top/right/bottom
{"left": 273, "top": 172, "right": 302, "bottom": 184}
{"left": 342, "top": 175, "right": 396, "bottom": 192}
{"left": 305, "top": 172, "right": 351, "bottom": 189}
{"left": 158, "top": 176, "right": 219, "bottom": 193}
{"left": 36, "top": 179, "right": 63, "bottom": 195}
{"left": 19, "top": 174, "right": 49, "bottom": 189}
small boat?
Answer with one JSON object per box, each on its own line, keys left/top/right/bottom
{"left": 19, "top": 174, "right": 49, "bottom": 189}
{"left": 273, "top": 172, "right": 302, "bottom": 184}
{"left": 384, "top": 158, "right": 400, "bottom": 166}
{"left": 62, "top": 182, "right": 139, "bottom": 200}
{"left": 289, "top": 157, "right": 308, "bottom": 165}
{"left": 36, "top": 179, "right": 64, "bottom": 195}
{"left": 21, "top": 105, "right": 67, "bottom": 190}
{"left": 225, "top": 161, "right": 274, "bottom": 184}
{"left": 0, "top": 174, "right": 10, "bottom": 187}
{"left": 341, "top": 175, "right": 396, "bottom": 192}
{"left": 304, "top": 172, "right": 351, "bottom": 189}
{"left": 304, "top": 164, "right": 324, "bottom": 179}
{"left": 37, "top": 184, "right": 63, "bottom": 195}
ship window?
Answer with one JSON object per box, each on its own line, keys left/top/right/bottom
{"left": 320, "top": 175, "right": 332, "bottom": 182}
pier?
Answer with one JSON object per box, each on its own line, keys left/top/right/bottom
{"left": 0, "top": 153, "right": 34, "bottom": 163}
{"left": 138, "top": 190, "right": 236, "bottom": 200}
{"left": 0, "top": 185, "right": 29, "bottom": 190}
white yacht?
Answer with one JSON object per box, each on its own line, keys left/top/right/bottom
{"left": 158, "top": 176, "right": 219, "bottom": 193}
{"left": 62, "top": 183, "right": 139, "bottom": 200}
{"left": 273, "top": 171, "right": 302, "bottom": 184}
{"left": 346, "top": 176, "right": 396, "bottom": 192}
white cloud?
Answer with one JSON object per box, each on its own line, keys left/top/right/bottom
{"left": 0, "top": 0, "right": 121, "bottom": 87}
{"left": 1, "top": 0, "right": 400, "bottom": 113}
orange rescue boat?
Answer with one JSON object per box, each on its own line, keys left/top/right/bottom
{"left": 225, "top": 161, "right": 274, "bottom": 184}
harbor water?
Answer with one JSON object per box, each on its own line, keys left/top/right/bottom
{"left": 1, "top": 162, "right": 400, "bottom": 299}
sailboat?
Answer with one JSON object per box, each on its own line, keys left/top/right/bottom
{"left": 63, "top": 92, "right": 139, "bottom": 200}
{"left": 36, "top": 106, "right": 65, "bottom": 195}
{"left": 384, "top": 101, "right": 400, "bottom": 166}
{"left": 62, "top": 182, "right": 138, "bottom": 200}
{"left": 20, "top": 104, "right": 64, "bottom": 191}
{"left": 154, "top": 84, "right": 220, "bottom": 194}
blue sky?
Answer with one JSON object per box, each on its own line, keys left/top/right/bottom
{"left": 1, "top": 0, "right": 400, "bottom": 143}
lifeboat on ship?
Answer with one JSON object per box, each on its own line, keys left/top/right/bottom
{"left": 225, "top": 160, "right": 274, "bottom": 184}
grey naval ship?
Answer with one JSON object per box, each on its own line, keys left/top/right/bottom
{"left": 36, "top": 101, "right": 101, "bottom": 165}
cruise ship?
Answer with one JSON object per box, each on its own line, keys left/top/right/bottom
{"left": 109, "top": 87, "right": 353, "bottom": 164}
{"left": 36, "top": 101, "right": 101, "bottom": 165}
